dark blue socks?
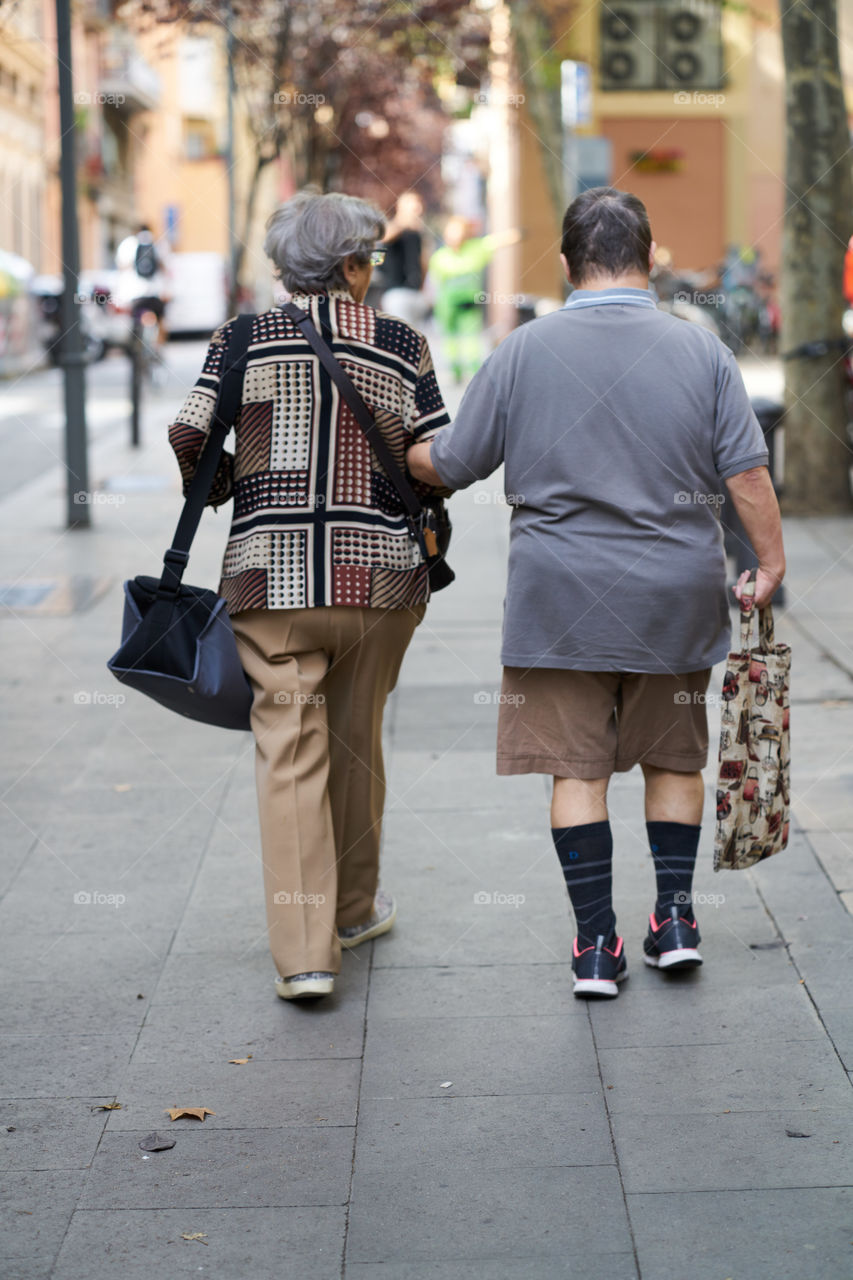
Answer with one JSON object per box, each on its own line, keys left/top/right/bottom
{"left": 552, "top": 820, "right": 616, "bottom": 946}
{"left": 646, "top": 820, "right": 701, "bottom": 920}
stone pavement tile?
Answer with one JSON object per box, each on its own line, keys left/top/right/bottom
{"left": 360, "top": 1015, "right": 599, "bottom": 1100}
{"left": 354, "top": 1092, "right": 613, "bottom": 1171}
{"left": 384, "top": 748, "right": 545, "bottom": 814}
{"left": 396, "top": 628, "right": 505, "bottom": 687}
{"left": 346, "top": 1262, "right": 639, "bottom": 1280}
{"left": 78, "top": 1127, "right": 353, "bottom": 1209}
{"left": 0, "top": 1168, "right": 87, "bottom": 1266}
{"left": 0, "top": 1258, "right": 54, "bottom": 1280}
{"left": 0, "top": 925, "right": 172, "bottom": 1012}
{"left": 627, "top": 1186, "right": 853, "bottom": 1280}
{"left": 801, "top": 828, "right": 853, "bottom": 892}
{"left": 133, "top": 951, "right": 368, "bottom": 1063}
{"left": 588, "top": 970, "right": 823, "bottom": 1049}
{"left": 785, "top": 611, "right": 853, "bottom": 676}
{"left": 0, "top": 814, "right": 35, "bottom": 895}
{"left": 0, "top": 1099, "right": 110, "bottom": 1173}
{"left": 366, "top": 962, "right": 578, "bottom": 1020}
{"left": 346, "top": 1166, "right": 632, "bottom": 1265}
{"left": 51, "top": 1206, "right": 347, "bottom": 1280}
{"left": 598, "top": 1037, "right": 850, "bottom": 1114}
{"left": 0, "top": 848, "right": 200, "bottom": 937}
{"left": 1, "top": 1033, "right": 139, "bottom": 1099}
{"left": 104, "top": 1057, "right": 361, "bottom": 1131}
{"left": 615, "top": 1108, "right": 853, "bottom": 1193}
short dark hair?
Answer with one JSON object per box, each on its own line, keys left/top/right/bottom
{"left": 560, "top": 187, "right": 652, "bottom": 284}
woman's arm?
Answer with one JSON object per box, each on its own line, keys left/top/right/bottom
{"left": 168, "top": 321, "right": 236, "bottom": 508}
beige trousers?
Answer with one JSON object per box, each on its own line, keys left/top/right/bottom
{"left": 231, "top": 604, "right": 423, "bottom": 977}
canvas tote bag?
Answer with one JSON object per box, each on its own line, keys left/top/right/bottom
{"left": 714, "top": 576, "right": 791, "bottom": 871}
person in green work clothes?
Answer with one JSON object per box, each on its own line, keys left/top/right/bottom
{"left": 429, "top": 216, "right": 521, "bottom": 382}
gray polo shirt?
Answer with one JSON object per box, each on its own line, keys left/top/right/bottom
{"left": 430, "top": 287, "right": 769, "bottom": 674}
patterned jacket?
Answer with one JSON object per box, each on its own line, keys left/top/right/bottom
{"left": 168, "top": 290, "right": 450, "bottom": 614}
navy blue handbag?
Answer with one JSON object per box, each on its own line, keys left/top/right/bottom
{"left": 107, "top": 315, "right": 254, "bottom": 730}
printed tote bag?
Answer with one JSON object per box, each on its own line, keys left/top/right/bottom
{"left": 714, "top": 580, "right": 791, "bottom": 871}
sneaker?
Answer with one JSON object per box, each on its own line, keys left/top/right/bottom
{"left": 643, "top": 906, "right": 703, "bottom": 970}
{"left": 274, "top": 971, "right": 335, "bottom": 1000}
{"left": 338, "top": 889, "right": 396, "bottom": 949}
{"left": 572, "top": 932, "right": 628, "bottom": 998}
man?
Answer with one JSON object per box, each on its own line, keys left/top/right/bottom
{"left": 379, "top": 191, "right": 429, "bottom": 327}
{"left": 114, "top": 223, "right": 171, "bottom": 348}
{"left": 428, "top": 216, "right": 520, "bottom": 382}
{"left": 407, "top": 187, "right": 784, "bottom": 999}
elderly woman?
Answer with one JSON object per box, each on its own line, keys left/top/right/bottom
{"left": 168, "top": 191, "right": 450, "bottom": 1000}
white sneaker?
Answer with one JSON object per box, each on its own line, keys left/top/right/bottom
{"left": 338, "top": 890, "right": 396, "bottom": 949}
{"left": 274, "top": 971, "right": 335, "bottom": 1000}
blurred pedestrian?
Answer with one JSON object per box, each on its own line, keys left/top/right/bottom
{"left": 843, "top": 234, "right": 853, "bottom": 308}
{"left": 168, "top": 191, "right": 450, "bottom": 1001}
{"left": 408, "top": 186, "right": 785, "bottom": 999}
{"left": 115, "top": 223, "right": 171, "bottom": 347}
{"left": 429, "top": 216, "right": 520, "bottom": 382}
{"left": 380, "top": 191, "right": 428, "bottom": 327}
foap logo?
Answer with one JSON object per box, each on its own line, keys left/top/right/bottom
{"left": 73, "top": 490, "right": 126, "bottom": 507}
{"left": 473, "top": 489, "right": 525, "bottom": 506}
{"left": 673, "top": 690, "right": 722, "bottom": 707}
{"left": 272, "top": 891, "right": 326, "bottom": 906}
{"left": 673, "top": 491, "right": 724, "bottom": 507}
{"left": 273, "top": 691, "right": 326, "bottom": 706}
{"left": 74, "top": 90, "right": 126, "bottom": 106}
{"left": 73, "top": 690, "right": 126, "bottom": 707}
{"left": 473, "top": 890, "right": 525, "bottom": 908}
{"left": 73, "top": 890, "right": 126, "bottom": 907}
{"left": 674, "top": 890, "right": 725, "bottom": 909}
{"left": 274, "top": 90, "right": 326, "bottom": 106}
{"left": 473, "top": 691, "right": 525, "bottom": 706}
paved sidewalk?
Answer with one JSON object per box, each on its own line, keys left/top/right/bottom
{"left": 1, "top": 349, "right": 852, "bottom": 1279}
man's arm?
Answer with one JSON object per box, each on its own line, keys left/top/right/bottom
{"left": 724, "top": 465, "right": 785, "bottom": 608}
{"left": 407, "top": 439, "right": 443, "bottom": 487}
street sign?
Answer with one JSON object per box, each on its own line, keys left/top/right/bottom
{"left": 561, "top": 61, "right": 592, "bottom": 128}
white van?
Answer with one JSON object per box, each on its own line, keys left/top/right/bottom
{"left": 166, "top": 252, "right": 229, "bottom": 335}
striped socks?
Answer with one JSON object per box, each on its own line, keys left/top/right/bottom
{"left": 646, "top": 820, "right": 701, "bottom": 920}
{"left": 551, "top": 820, "right": 616, "bottom": 946}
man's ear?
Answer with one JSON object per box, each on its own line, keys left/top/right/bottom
{"left": 560, "top": 252, "right": 572, "bottom": 285}
{"left": 648, "top": 240, "right": 657, "bottom": 273}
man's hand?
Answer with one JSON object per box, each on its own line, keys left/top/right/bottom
{"left": 733, "top": 567, "right": 782, "bottom": 611}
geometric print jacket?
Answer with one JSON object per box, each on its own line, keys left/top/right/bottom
{"left": 168, "top": 289, "right": 451, "bottom": 614}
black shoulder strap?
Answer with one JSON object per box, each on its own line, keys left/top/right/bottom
{"left": 159, "top": 314, "right": 254, "bottom": 596}
{"left": 281, "top": 300, "right": 423, "bottom": 522}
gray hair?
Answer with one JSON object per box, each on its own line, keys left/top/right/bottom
{"left": 264, "top": 190, "right": 386, "bottom": 293}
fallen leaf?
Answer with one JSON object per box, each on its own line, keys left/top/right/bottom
{"left": 113, "top": 783, "right": 132, "bottom": 792}
{"left": 139, "top": 1132, "right": 176, "bottom": 1152}
{"left": 91, "top": 1103, "right": 122, "bottom": 1111}
{"left": 228, "top": 1057, "right": 252, "bottom": 1065}
{"left": 165, "top": 1107, "right": 216, "bottom": 1122}
{"left": 180, "top": 1232, "right": 208, "bottom": 1244}
{"left": 785, "top": 1129, "right": 811, "bottom": 1138}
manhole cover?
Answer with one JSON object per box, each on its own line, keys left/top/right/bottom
{"left": 0, "top": 575, "right": 113, "bottom": 616}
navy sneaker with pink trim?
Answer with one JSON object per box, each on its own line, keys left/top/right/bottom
{"left": 643, "top": 906, "right": 703, "bottom": 970}
{"left": 572, "top": 932, "right": 628, "bottom": 998}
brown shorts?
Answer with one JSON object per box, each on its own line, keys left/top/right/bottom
{"left": 496, "top": 667, "right": 712, "bottom": 779}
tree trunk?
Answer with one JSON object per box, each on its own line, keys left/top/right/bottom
{"left": 779, "top": 0, "right": 853, "bottom": 513}
{"left": 508, "top": 0, "right": 565, "bottom": 226}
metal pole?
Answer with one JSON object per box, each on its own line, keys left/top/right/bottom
{"left": 225, "top": 0, "right": 238, "bottom": 313}
{"left": 55, "top": 0, "right": 90, "bottom": 528}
